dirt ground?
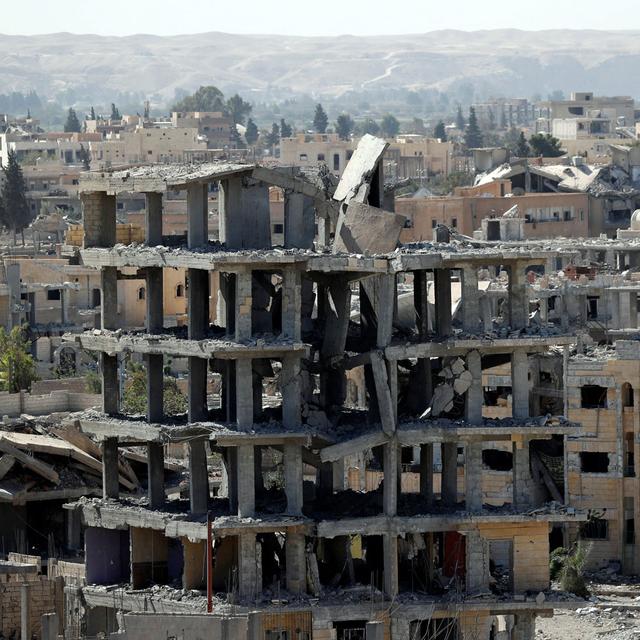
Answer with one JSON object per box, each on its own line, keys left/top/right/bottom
{"left": 538, "top": 580, "right": 640, "bottom": 640}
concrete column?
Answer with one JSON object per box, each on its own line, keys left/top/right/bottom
{"left": 144, "top": 192, "right": 163, "bottom": 245}
{"left": 508, "top": 264, "right": 529, "bottom": 329}
{"left": 376, "top": 273, "right": 396, "bottom": 348}
{"left": 465, "top": 350, "right": 483, "bottom": 424}
{"left": 189, "top": 439, "right": 209, "bottom": 515}
{"left": 147, "top": 442, "right": 165, "bottom": 509}
{"left": 235, "top": 359, "right": 253, "bottom": 429}
{"left": 146, "top": 267, "right": 163, "bottom": 333}
{"left": 512, "top": 613, "right": 535, "bottom": 640}
{"left": 511, "top": 350, "right": 529, "bottom": 419}
{"left": 383, "top": 441, "right": 398, "bottom": 516}
{"left": 333, "top": 458, "right": 346, "bottom": 492}
{"left": 513, "top": 439, "right": 534, "bottom": 510}
{"left": 187, "top": 182, "right": 208, "bottom": 248}
{"left": 610, "top": 290, "right": 620, "bottom": 329}
{"left": 188, "top": 268, "right": 209, "bottom": 339}
{"left": 20, "top": 582, "right": 29, "bottom": 640}
{"left": 434, "top": 269, "right": 452, "bottom": 336}
{"left": 101, "top": 266, "right": 118, "bottom": 330}
{"left": 145, "top": 353, "right": 164, "bottom": 423}
{"left": 66, "top": 508, "right": 81, "bottom": 551}
{"left": 465, "top": 441, "right": 483, "bottom": 513}
{"left": 40, "top": 613, "right": 58, "bottom": 640}
{"left": 284, "top": 443, "right": 303, "bottom": 515}
{"left": 237, "top": 444, "right": 255, "bottom": 517}
{"left": 414, "top": 270, "right": 429, "bottom": 335}
{"left": 102, "top": 437, "right": 119, "bottom": 499}
{"left": 235, "top": 270, "right": 253, "bottom": 340}
{"left": 282, "top": 354, "right": 301, "bottom": 428}
{"left": 188, "top": 357, "right": 208, "bottom": 422}
{"left": 461, "top": 266, "right": 480, "bottom": 333}
{"left": 101, "top": 353, "right": 119, "bottom": 415}
{"left": 282, "top": 267, "right": 302, "bottom": 340}
{"left": 480, "top": 295, "right": 493, "bottom": 332}
{"left": 441, "top": 442, "right": 458, "bottom": 506}
{"left": 420, "top": 443, "right": 433, "bottom": 506}
{"left": 285, "top": 531, "right": 306, "bottom": 593}
{"left": 383, "top": 534, "right": 399, "bottom": 597}
{"left": 82, "top": 191, "right": 116, "bottom": 248}
{"left": 238, "top": 532, "right": 258, "bottom": 600}
{"left": 465, "top": 529, "right": 489, "bottom": 594}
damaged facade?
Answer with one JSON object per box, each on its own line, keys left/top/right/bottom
{"left": 59, "top": 135, "right": 590, "bottom": 640}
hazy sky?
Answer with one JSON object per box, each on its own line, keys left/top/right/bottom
{"left": 2, "top": 0, "right": 640, "bottom": 36}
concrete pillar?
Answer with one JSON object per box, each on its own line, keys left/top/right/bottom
{"left": 285, "top": 531, "right": 306, "bottom": 593}
{"left": 238, "top": 532, "right": 258, "bottom": 599}
{"left": 188, "top": 357, "right": 208, "bottom": 422}
{"left": 101, "top": 353, "right": 119, "bottom": 415}
{"left": 189, "top": 439, "right": 209, "bottom": 515}
{"left": 82, "top": 191, "right": 116, "bottom": 248}
{"left": 333, "top": 458, "right": 346, "bottom": 492}
{"left": 20, "top": 582, "right": 29, "bottom": 640}
{"left": 147, "top": 442, "right": 165, "bottom": 509}
{"left": 282, "top": 267, "right": 302, "bottom": 340}
{"left": 237, "top": 444, "right": 255, "bottom": 517}
{"left": 146, "top": 267, "right": 163, "bottom": 333}
{"left": 235, "top": 270, "right": 253, "bottom": 340}
{"left": 511, "top": 350, "right": 529, "bottom": 419}
{"left": 187, "top": 182, "right": 208, "bottom": 248}
{"left": 282, "top": 354, "right": 301, "bottom": 428}
{"left": 434, "top": 269, "right": 452, "bottom": 336}
{"left": 465, "top": 441, "right": 483, "bottom": 513}
{"left": 284, "top": 443, "right": 303, "bottom": 515}
{"left": 512, "top": 612, "right": 535, "bottom": 640}
{"left": 101, "top": 266, "right": 118, "bottom": 330}
{"left": 235, "top": 359, "right": 254, "bottom": 429}
{"left": 376, "top": 273, "right": 396, "bottom": 348}
{"left": 383, "top": 441, "right": 398, "bottom": 516}
{"left": 461, "top": 266, "right": 480, "bottom": 332}
{"left": 465, "top": 529, "right": 489, "bottom": 594}
{"left": 508, "top": 264, "right": 529, "bottom": 329}
{"left": 66, "top": 508, "right": 81, "bottom": 551}
{"left": 188, "top": 268, "right": 209, "bottom": 339}
{"left": 383, "top": 534, "right": 398, "bottom": 597}
{"left": 145, "top": 192, "right": 163, "bottom": 245}
{"left": 480, "top": 295, "right": 493, "bottom": 332}
{"left": 465, "top": 350, "right": 483, "bottom": 424}
{"left": 145, "top": 353, "right": 164, "bottom": 423}
{"left": 40, "top": 612, "right": 58, "bottom": 640}
{"left": 441, "top": 442, "right": 458, "bottom": 506}
{"left": 102, "top": 437, "right": 119, "bottom": 499}
{"left": 610, "top": 290, "right": 620, "bottom": 329}
{"left": 420, "top": 443, "right": 434, "bottom": 506}
{"left": 414, "top": 270, "right": 429, "bottom": 335}
{"left": 513, "top": 439, "right": 534, "bottom": 510}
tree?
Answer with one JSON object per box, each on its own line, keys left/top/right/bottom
{"left": 411, "top": 117, "right": 427, "bottom": 135}
{"left": 487, "top": 107, "right": 495, "bottom": 131}
{"left": 313, "top": 103, "right": 328, "bottom": 133}
{"left": 89, "top": 106, "right": 96, "bottom": 120}
{"left": 434, "top": 121, "right": 447, "bottom": 141}
{"left": 265, "top": 122, "right": 280, "bottom": 147}
{"left": 464, "top": 106, "right": 483, "bottom": 149}
{"left": 110, "top": 103, "right": 121, "bottom": 120}
{"left": 455, "top": 105, "right": 465, "bottom": 130}
{"left": 245, "top": 118, "right": 259, "bottom": 146}
{"left": 1, "top": 150, "right": 31, "bottom": 244}
{"left": 515, "top": 131, "right": 530, "bottom": 157}
{"left": 78, "top": 144, "right": 91, "bottom": 170}
{"left": 279, "top": 118, "right": 293, "bottom": 138}
{"left": 64, "top": 107, "right": 81, "bottom": 133}
{"left": 122, "top": 362, "right": 187, "bottom": 416}
{"left": 172, "top": 85, "right": 226, "bottom": 112}
{"left": 0, "top": 326, "right": 38, "bottom": 393}
{"left": 380, "top": 114, "right": 400, "bottom": 138}
{"left": 360, "top": 118, "right": 380, "bottom": 136}
{"left": 529, "top": 133, "right": 564, "bottom": 157}
{"left": 227, "top": 93, "right": 252, "bottom": 125}
{"left": 335, "top": 114, "right": 354, "bottom": 141}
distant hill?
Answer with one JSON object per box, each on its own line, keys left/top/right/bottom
{"left": 2, "top": 30, "right": 640, "bottom": 102}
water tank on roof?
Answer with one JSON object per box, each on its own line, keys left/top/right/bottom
{"left": 630, "top": 209, "right": 640, "bottom": 231}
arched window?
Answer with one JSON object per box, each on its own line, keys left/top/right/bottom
{"left": 623, "top": 383, "right": 634, "bottom": 408}
{"left": 176, "top": 284, "right": 185, "bottom": 298}
{"left": 137, "top": 287, "right": 146, "bottom": 301}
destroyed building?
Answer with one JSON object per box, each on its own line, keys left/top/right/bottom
{"left": 60, "top": 135, "right": 588, "bottom": 640}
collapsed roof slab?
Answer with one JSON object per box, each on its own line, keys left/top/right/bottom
{"left": 80, "top": 162, "right": 255, "bottom": 194}
{"left": 66, "top": 330, "right": 310, "bottom": 360}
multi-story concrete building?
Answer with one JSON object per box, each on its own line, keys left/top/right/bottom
{"left": 171, "top": 111, "right": 235, "bottom": 148}
{"left": 63, "top": 136, "right": 584, "bottom": 639}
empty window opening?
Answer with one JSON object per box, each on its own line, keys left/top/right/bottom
{"left": 137, "top": 287, "right": 146, "bottom": 301}
{"left": 333, "top": 154, "right": 340, "bottom": 171}
{"left": 483, "top": 386, "right": 511, "bottom": 408}
{"left": 580, "top": 518, "right": 608, "bottom": 540}
{"left": 482, "top": 449, "right": 513, "bottom": 471}
{"left": 333, "top": 621, "right": 367, "bottom": 640}
{"left": 176, "top": 283, "right": 185, "bottom": 297}
{"left": 587, "top": 297, "right": 598, "bottom": 319}
{"left": 625, "top": 433, "right": 635, "bottom": 477}
{"left": 47, "top": 289, "right": 61, "bottom": 301}
{"left": 623, "top": 383, "right": 634, "bottom": 408}
{"left": 581, "top": 385, "right": 608, "bottom": 409}
{"left": 580, "top": 452, "right": 609, "bottom": 473}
